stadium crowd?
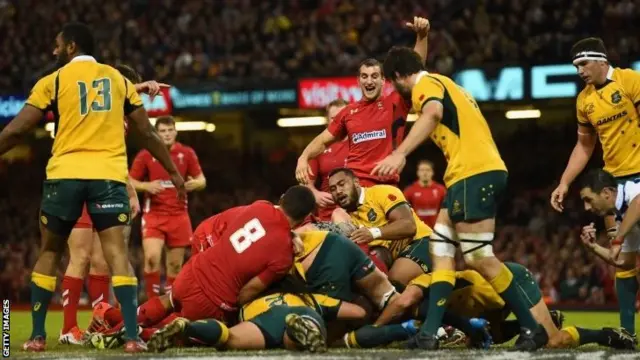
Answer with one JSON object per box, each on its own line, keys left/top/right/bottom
{"left": 2, "top": 0, "right": 640, "bottom": 92}
{"left": 0, "top": 124, "right": 620, "bottom": 307}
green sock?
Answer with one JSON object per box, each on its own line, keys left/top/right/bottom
{"left": 491, "top": 265, "right": 538, "bottom": 330}
{"left": 576, "top": 327, "right": 607, "bottom": 345}
{"left": 615, "top": 275, "right": 638, "bottom": 334}
{"left": 29, "top": 281, "right": 54, "bottom": 339}
{"left": 351, "top": 324, "right": 414, "bottom": 348}
{"left": 185, "top": 319, "right": 229, "bottom": 346}
{"left": 113, "top": 283, "right": 139, "bottom": 341}
{"left": 419, "top": 272, "right": 455, "bottom": 336}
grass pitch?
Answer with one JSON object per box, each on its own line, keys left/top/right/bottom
{"left": 6, "top": 310, "right": 639, "bottom": 359}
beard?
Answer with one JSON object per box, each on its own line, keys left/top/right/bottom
{"left": 56, "top": 51, "right": 70, "bottom": 67}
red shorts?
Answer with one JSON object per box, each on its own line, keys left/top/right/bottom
{"left": 171, "top": 260, "right": 229, "bottom": 321}
{"left": 74, "top": 205, "right": 93, "bottom": 229}
{"left": 142, "top": 212, "right": 193, "bottom": 248}
{"left": 358, "top": 243, "right": 389, "bottom": 274}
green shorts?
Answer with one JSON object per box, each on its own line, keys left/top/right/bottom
{"left": 397, "top": 237, "right": 432, "bottom": 273}
{"left": 443, "top": 170, "right": 508, "bottom": 223}
{"left": 249, "top": 306, "right": 323, "bottom": 349}
{"left": 305, "top": 233, "right": 375, "bottom": 302}
{"left": 614, "top": 172, "right": 640, "bottom": 184}
{"left": 40, "top": 179, "right": 131, "bottom": 235}
{"left": 505, "top": 262, "right": 542, "bottom": 307}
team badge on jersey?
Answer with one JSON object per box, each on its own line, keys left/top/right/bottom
{"left": 388, "top": 194, "right": 397, "bottom": 201}
{"left": 367, "top": 209, "right": 377, "bottom": 222}
{"left": 612, "top": 91, "right": 622, "bottom": 104}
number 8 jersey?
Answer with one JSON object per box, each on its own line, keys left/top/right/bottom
{"left": 192, "top": 200, "right": 296, "bottom": 311}
{"left": 26, "top": 55, "right": 142, "bottom": 183}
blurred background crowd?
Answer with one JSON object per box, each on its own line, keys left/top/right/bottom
{"left": 0, "top": 0, "right": 637, "bottom": 308}
{"left": 2, "top": 0, "right": 640, "bottom": 92}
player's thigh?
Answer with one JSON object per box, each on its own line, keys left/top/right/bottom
{"left": 41, "top": 179, "right": 87, "bottom": 237}
{"left": 226, "top": 321, "right": 267, "bottom": 350}
{"left": 306, "top": 234, "right": 363, "bottom": 300}
{"left": 165, "top": 213, "right": 193, "bottom": 249}
{"left": 396, "top": 237, "right": 432, "bottom": 272}
{"left": 388, "top": 258, "right": 424, "bottom": 287}
{"left": 86, "top": 180, "right": 131, "bottom": 232}
{"left": 67, "top": 227, "right": 95, "bottom": 264}
{"left": 172, "top": 262, "right": 225, "bottom": 321}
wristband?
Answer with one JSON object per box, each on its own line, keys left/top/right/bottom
{"left": 611, "top": 237, "right": 624, "bottom": 246}
{"left": 368, "top": 227, "right": 382, "bottom": 239}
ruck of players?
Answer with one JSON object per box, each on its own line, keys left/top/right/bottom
{"left": 0, "top": 15, "right": 638, "bottom": 355}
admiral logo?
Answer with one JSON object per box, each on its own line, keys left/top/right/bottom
{"left": 597, "top": 110, "right": 627, "bottom": 126}
{"left": 352, "top": 129, "right": 387, "bottom": 144}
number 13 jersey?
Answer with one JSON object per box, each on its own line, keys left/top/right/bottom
{"left": 192, "top": 200, "right": 295, "bottom": 310}
{"left": 26, "top": 56, "right": 142, "bottom": 183}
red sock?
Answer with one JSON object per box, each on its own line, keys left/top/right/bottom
{"left": 156, "top": 312, "right": 178, "bottom": 328}
{"left": 137, "top": 296, "right": 170, "bottom": 327}
{"left": 104, "top": 307, "right": 124, "bottom": 327}
{"left": 61, "top": 276, "right": 84, "bottom": 333}
{"left": 139, "top": 327, "right": 158, "bottom": 342}
{"left": 87, "top": 274, "right": 110, "bottom": 307}
{"left": 144, "top": 271, "right": 161, "bottom": 300}
{"left": 164, "top": 276, "right": 176, "bottom": 294}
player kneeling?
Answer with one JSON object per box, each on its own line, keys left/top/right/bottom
{"left": 344, "top": 262, "right": 635, "bottom": 350}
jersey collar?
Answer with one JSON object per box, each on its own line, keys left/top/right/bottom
{"left": 70, "top": 55, "right": 97, "bottom": 63}
{"left": 414, "top": 71, "right": 429, "bottom": 86}
{"left": 606, "top": 66, "right": 614, "bottom": 80}
{"left": 358, "top": 187, "right": 366, "bottom": 206}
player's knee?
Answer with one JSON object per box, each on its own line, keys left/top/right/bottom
{"left": 166, "top": 259, "right": 183, "bottom": 276}
{"left": 89, "top": 255, "right": 110, "bottom": 275}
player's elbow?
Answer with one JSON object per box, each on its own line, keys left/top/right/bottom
{"left": 401, "top": 219, "right": 417, "bottom": 238}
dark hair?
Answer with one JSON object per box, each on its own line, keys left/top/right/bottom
{"left": 115, "top": 64, "right": 143, "bottom": 84}
{"left": 60, "top": 22, "right": 95, "bottom": 56}
{"left": 260, "top": 275, "right": 316, "bottom": 309}
{"left": 280, "top": 185, "right": 316, "bottom": 222}
{"left": 358, "top": 58, "right": 382, "bottom": 75}
{"left": 571, "top": 37, "right": 607, "bottom": 59}
{"left": 418, "top": 159, "right": 434, "bottom": 169}
{"left": 328, "top": 167, "right": 356, "bottom": 179}
{"left": 382, "top": 46, "right": 424, "bottom": 81}
{"left": 579, "top": 168, "right": 616, "bottom": 193}
{"left": 326, "top": 98, "right": 348, "bottom": 113}
{"left": 154, "top": 116, "right": 175, "bottom": 130}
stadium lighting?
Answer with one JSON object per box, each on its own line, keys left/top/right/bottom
{"left": 44, "top": 120, "right": 215, "bottom": 138}
{"left": 277, "top": 116, "right": 327, "bottom": 128}
{"left": 505, "top": 109, "right": 541, "bottom": 119}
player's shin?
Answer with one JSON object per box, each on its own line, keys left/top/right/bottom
{"left": 184, "top": 319, "right": 229, "bottom": 347}
{"left": 30, "top": 272, "right": 57, "bottom": 339}
{"left": 346, "top": 323, "right": 417, "bottom": 348}
{"left": 615, "top": 266, "right": 639, "bottom": 334}
{"left": 419, "top": 233, "right": 456, "bottom": 337}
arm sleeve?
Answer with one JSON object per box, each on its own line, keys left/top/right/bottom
{"left": 187, "top": 148, "right": 203, "bottom": 177}
{"left": 124, "top": 77, "right": 144, "bottom": 115}
{"left": 308, "top": 157, "right": 319, "bottom": 183}
{"left": 129, "top": 152, "right": 148, "bottom": 180}
{"left": 25, "top": 74, "right": 55, "bottom": 111}
{"left": 411, "top": 77, "right": 445, "bottom": 113}
{"left": 575, "top": 94, "right": 593, "bottom": 127}
{"left": 326, "top": 107, "right": 348, "bottom": 139}
{"left": 621, "top": 69, "right": 640, "bottom": 107}
{"left": 375, "top": 186, "right": 411, "bottom": 217}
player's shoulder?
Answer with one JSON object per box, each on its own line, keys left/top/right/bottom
{"left": 134, "top": 149, "right": 152, "bottom": 159}
{"left": 369, "top": 184, "right": 403, "bottom": 195}
{"left": 615, "top": 67, "right": 639, "bottom": 80}
{"left": 367, "top": 185, "right": 405, "bottom": 202}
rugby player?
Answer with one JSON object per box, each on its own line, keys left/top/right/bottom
{"left": 307, "top": 99, "right": 349, "bottom": 221}
{"left": 403, "top": 160, "right": 446, "bottom": 228}
{"left": 132, "top": 187, "right": 316, "bottom": 330}
{"left": 550, "top": 37, "right": 640, "bottom": 337}
{"left": 327, "top": 168, "right": 432, "bottom": 287}
{"left": 59, "top": 65, "right": 154, "bottom": 345}
{"left": 345, "top": 263, "right": 635, "bottom": 350}
{"left": 130, "top": 116, "right": 205, "bottom": 299}
{"left": 295, "top": 16, "right": 430, "bottom": 188}
{"left": 372, "top": 47, "right": 546, "bottom": 350}
{"left": 0, "top": 22, "right": 184, "bottom": 352}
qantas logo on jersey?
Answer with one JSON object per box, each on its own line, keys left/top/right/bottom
{"left": 596, "top": 110, "right": 628, "bottom": 126}
{"left": 352, "top": 129, "right": 387, "bottom": 144}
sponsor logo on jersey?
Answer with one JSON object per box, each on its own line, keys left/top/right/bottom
{"left": 96, "top": 203, "right": 125, "bottom": 209}
{"left": 352, "top": 129, "right": 387, "bottom": 144}
{"left": 596, "top": 110, "right": 628, "bottom": 126}
{"left": 160, "top": 180, "right": 175, "bottom": 188}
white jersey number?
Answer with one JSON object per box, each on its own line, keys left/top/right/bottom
{"left": 229, "top": 218, "right": 266, "bottom": 254}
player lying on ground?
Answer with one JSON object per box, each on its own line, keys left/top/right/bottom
{"left": 328, "top": 168, "right": 432, "bottom": 287}
{"left": 145, "top": 275, "right": 368, "bottom": 352}
{"left": 344, "top": 262, "right": 635, "bottom": 350}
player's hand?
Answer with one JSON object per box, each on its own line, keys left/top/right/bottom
{"left": 314, "top": 191, "right": 335, "bottom": 208}
{"left": 129, "top": 193, "right": 141, "bottom": 218}
{"left": 406, "top": 16, "right": 430, "bottom": 39}
{"left": 295, "top": 158, "right": 314, "bottom": 185}
{"left": 135, "top": 81, "right": 170, "bottom": 100}
{"left": 350, "top": 227, "right": 375, "bottom": 244}
{"left": 146, "top": 180, "right": 165, "bottom": 195}
{"left": 580, "top": 222, "right": 597, "bottom": 249}
{"left": 185, "top": 179, "right": 200, "bottom": 192}
{"left": 372, "top": 152, "right": 406, "bottom": 177}
{"left": 170, "top": 172, "right": 187, "bottom": 201}
{"left": 550, "top": 183, "right": 569, "bottom": 212}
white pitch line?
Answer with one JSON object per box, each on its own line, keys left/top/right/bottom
{"left": 575, "top": 351, "right": 605, "bottom": 360}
